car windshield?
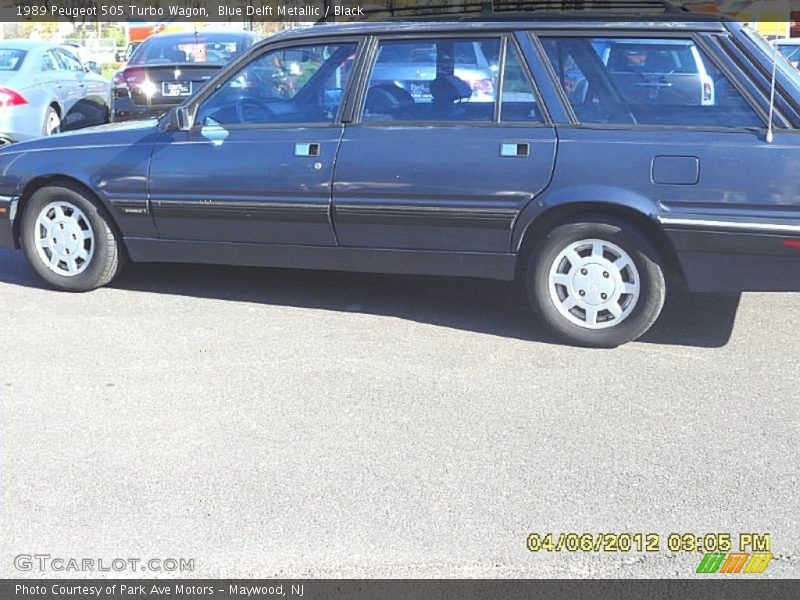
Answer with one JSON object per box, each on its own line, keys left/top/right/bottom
{"left": 0, "top": 49, "right": 26, "bottom": 71}
{"left": 129, "top": 34, "right": 246, "bottom": 66}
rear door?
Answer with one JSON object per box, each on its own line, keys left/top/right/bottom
{"left": 56, "top": 48, "right": 110, "bottom": 127}
{"left": 37, "top": 49, "right": 67, "bottom": 103}
{"left": 52, "top": 48, "right": 85, "bottom": 116}
{"left": 332, "top": 33, "right": 557, "bottom": 253}
{"left": 38, "top": 49, "right": 72, "bottom": 111}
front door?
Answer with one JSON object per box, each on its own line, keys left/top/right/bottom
{"left": 149, "top": 40, "right": 361, "bottom": 245}
{"left": 332, "top": 35, "right": 557, "bottom": 253}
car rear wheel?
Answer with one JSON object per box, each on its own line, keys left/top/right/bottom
{"left": 43, "top": 106, "right": 61, "bottom": 136}
{"left": 21, "top": 184, "right": 125, "bottom": 291}
{"left": 526, "top": 216, "right": 666, "bottom": 347}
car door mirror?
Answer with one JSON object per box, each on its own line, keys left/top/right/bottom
{"left": 84, "top": 60, "right": 102, "bottom": 75}
{"left": 168, "top": 106, "right": 192, "bottom": 131}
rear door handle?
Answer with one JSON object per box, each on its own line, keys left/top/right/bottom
{"left": 295, "top": 143, "right": 320, "bottom": 157}
{"left": 500, "top": 142, "right": 529, "bottom": 157}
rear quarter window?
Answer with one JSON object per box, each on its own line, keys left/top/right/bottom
{"left": 0, "top": 49, "right": 26, "bottom": 71}
{"left": 540, "top": 35, "right": 763, "bottom": 129}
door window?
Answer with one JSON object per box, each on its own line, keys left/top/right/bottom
{"left": 540, "top": 36, "right": 762, "bottom": 128}
{"left": 55, "top": 48, "right": 83, "bottom": 72}
{"left": 500, "top": 41, "right": 542, "bottom": 122}
{"left": 41, "top": 50, "right": 59, "bottom": 72}
{"left": 361, "top": 38, "right": 502, "bottom": 122}
{"left": 195, "top": 42, "right": 359, "bottom": 127}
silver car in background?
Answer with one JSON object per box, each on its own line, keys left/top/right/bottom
{"left": 368, "top": 40, "right": 498, "bottom": 103}
{"left": 0, "top": 40, "right": 111, "bottom": 144}
{"left": 600, "top": 39, "right": 717, "bottom": 107}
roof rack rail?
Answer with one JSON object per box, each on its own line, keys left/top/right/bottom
{"left": 315, "top": 0, "right": 687, "bottom": 24}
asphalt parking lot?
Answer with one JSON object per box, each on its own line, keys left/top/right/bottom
{"left": 1, "top": 246, "right": 798, "bottom": 578}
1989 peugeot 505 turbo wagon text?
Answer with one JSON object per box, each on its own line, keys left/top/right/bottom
{"left": 1, "top": 15, "right": 800, "bottom": 347}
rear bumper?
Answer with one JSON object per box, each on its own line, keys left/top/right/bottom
{"left": 0, "top": 195, "right": 20, "bottom": 249}
{"left": 0, "top": 102, "right": 47, "bottom": 143}
{"left": 660, "top": 216, "right": 800, "bottom": 292}
{"left": 111, "top": 96, "right": 174, "bottom": 122}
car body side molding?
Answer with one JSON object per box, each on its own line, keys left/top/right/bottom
{"left": 124, "top": 238, "right": 518, "bottom": 281}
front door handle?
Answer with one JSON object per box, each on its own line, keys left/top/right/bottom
{"left": 500, "top": 142, "right": 530, "bottom": 157}
{"left": 295, "top": 143, "right": 320, "bottom": 157}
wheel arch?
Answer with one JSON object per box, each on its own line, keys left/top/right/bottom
{"left": 13, "top": 175, "right": 126, "bottom": 255}
{"left": 515, "top": 201, "right": 686, "bottom": 287}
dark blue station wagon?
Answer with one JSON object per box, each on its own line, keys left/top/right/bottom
{"left": 1, "top": 15, "right": 799, "bottom": 347}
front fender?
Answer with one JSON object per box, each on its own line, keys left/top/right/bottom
{"left": 0, "top": 143, "right": 157, "bottom": 242}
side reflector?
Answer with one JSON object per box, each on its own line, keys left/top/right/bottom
{"left": 784, "top": 239, "right": 800, "bottom": 248}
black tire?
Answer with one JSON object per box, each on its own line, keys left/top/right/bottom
{"left": 20, "top": 183, "right": 126, "bottom": 292}
{"left": 525, "top": 215, "right": 666, "bottom": 348}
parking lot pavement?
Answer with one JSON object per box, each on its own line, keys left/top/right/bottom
{"left": 1, "top": 246, "right": 798, "bottom": 578}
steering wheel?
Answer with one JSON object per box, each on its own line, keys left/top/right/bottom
{"left": 235, "top": 97, "right": 274, "bottom": 124}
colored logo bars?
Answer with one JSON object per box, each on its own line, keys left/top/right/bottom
{"left": 696, "top": 552, "right": 772, "bottom": 574}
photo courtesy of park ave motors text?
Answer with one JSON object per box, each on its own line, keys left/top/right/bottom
{"left": 0, "top": 0, "right": 798, "bottom": 595}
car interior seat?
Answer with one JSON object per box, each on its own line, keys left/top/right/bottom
{"left": 165, "top": 48, "right": 187, "bottom": 63}
{"left": 364, "top": 84, "right": 415, "bottom": 120}
{"left": 428, "top": 75, "right": 473, "bottom": 119}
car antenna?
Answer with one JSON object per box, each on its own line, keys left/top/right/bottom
{"left": 766, "top": 37, "right": 779, "bottom": 143}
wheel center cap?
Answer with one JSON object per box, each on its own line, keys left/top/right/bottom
{"left": 572, "top": 262, "right": 616, "bottom": 306}
{"left": 52, "top": 221, "right": 80, "bottom": 256}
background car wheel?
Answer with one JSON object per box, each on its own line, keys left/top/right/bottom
{"left": 43, "top": 106, "right": 61, "bottom": 136}
{"left": 526, "top": 215, "right": 666, "bottom": 347}
{"left": 21, "top": 183, "right": 126, "bottom": 292}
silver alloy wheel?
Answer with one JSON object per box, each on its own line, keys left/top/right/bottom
{"left": 34, "top": 201, "right": 94, "bottom": 277}
{"left": 548, "top": 238, "right": 640, "bottom": 330}
{"left": 45, "top": 109, "right": 61, "bottom": 135}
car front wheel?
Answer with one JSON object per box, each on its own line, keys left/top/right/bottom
{"left": 21, "top": 184, "right": 125, "bottom": 291}
{"left": 526, "top": 216, "right": 666, "bottom": 347}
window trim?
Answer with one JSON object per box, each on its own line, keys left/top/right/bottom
{"left": 532, "top": 30, "right": 769, "bottom": 133}
{"left": 694, "top": 32, "right": 773, "bottom": 128}
{"left": 495, "top": 36, "right": 507, "bottom": 123}
{"left": 55, "top": 48, "right": 83, "bottom": 73}
{"left": 49, "top": 48, "right": 68, "bottom": 72}
{"left": 40, "top": 50, "right": 57, "bottom": 73}
{"left": 350, "top": 31, "right": 550, "bottom": 128}
{"left": 720, "top": 31, "right": 798, "bottom": 128}
{"left": 188, "top": 36, "right": 366, "bottom": 132}
{"left": 498, "top": 35, "right": 550, "bottom": 124}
